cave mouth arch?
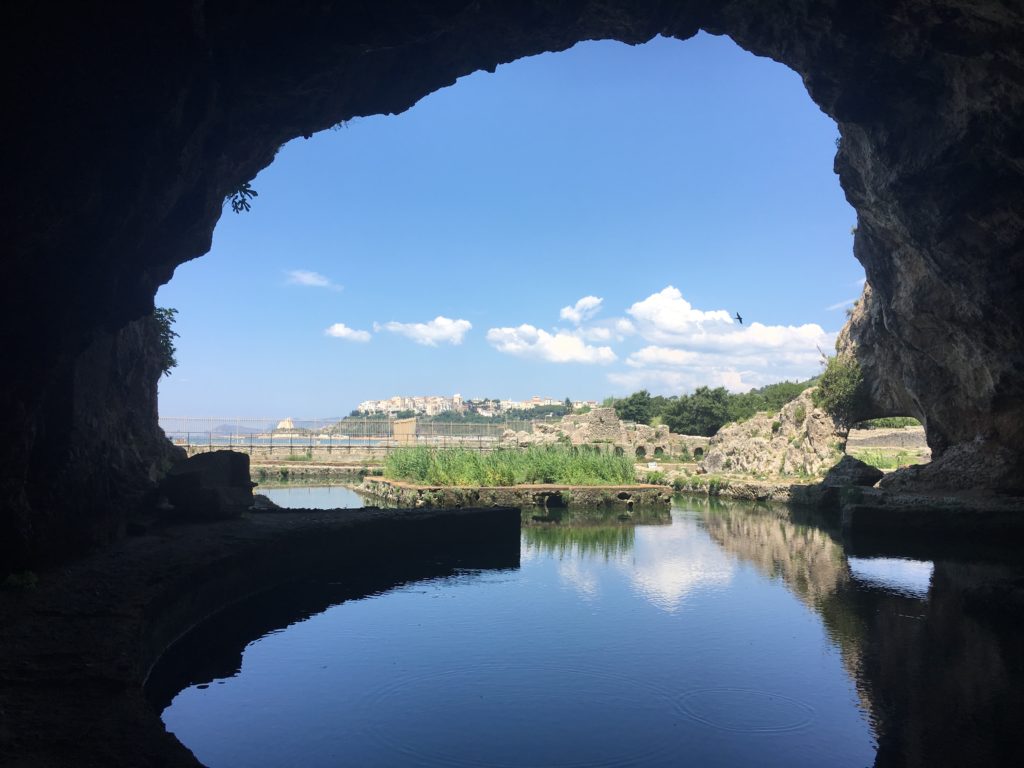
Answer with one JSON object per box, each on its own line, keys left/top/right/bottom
{"left": 4, "top": 2, "right": 1023, "bottom": 570}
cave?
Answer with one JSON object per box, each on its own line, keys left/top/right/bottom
{"left": 3, "top": 3, "right": 1023, "bottom": 570}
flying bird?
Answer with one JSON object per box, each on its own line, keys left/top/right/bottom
{"left": 735, "top": 312, "right": 743, "bottom": 325}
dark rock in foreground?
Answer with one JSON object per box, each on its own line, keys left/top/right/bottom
{"left": 822, "top": 455, "right": 884, "bottom": 489}
{"left": 160, "top": 450, "right": 255, "bottom": 520}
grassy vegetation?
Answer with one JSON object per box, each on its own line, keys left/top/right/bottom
{"left": 855, "top": 416, "right": 921, "bottom": 429}
{"left": 383, "top": 445, "right": 636, "bottom": 486}
{"left": 849, "top": 449, "right": 921, "bottom": 469}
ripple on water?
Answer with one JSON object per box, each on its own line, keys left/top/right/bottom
{"left": 676, "top": 687, "right": 816, "bottom": 734}
{"left": 362, "top": 661, "right": 682, "bottom": 768}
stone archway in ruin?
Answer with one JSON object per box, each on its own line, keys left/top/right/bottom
{"left": 3, "top": 1, "right": 1022, "bottom": 568}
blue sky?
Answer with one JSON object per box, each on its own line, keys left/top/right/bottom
{"left": 157, "top": 33, "right": 861, "bottom": 418}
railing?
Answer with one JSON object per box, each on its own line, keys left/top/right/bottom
{"left": 158, "top": 416, "right": 536, "bottom": 457}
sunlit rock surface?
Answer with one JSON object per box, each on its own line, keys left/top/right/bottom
{"left": 701, "top": 389, "right": 846, "bottom": 478}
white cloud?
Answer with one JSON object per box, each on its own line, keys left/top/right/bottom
{"left": 324, "top": 323, "right": 371, "bottom": 342}
{"left": 486, "top": 324, "right": 616, "bottom": 364}
{"left": 626, "top": 346, "right": 700, "bottom": 368}
{"left": 559, "top": 295, "right": 603, "bottom": 325}
{"left": 626, "top": 286, "right": 734, "bottom": 344}
{"left": 608, "top": 367, "right": 751, "bottom": 394}
{"left": 578, "top": 325, "right": 613, "bottom": 342}
{"left": 606, "top": 285, "right": 836, "bottom": 394}
{"left": 379, "top": 316, "right": 472, "bottom": 346}
{"left": 574, "top": 317, "right": 636, "bottom": 343}
{"left": 614, "top": 318, "right": 636, "bottom": 336}
{"left": 286, "top": 270, "right": 342, "bottom": 291}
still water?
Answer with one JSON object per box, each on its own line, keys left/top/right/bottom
{"left": 151, "top": 497, "right": 1024, "bottom": 767}
{"left": 259, "top": 484, "right": 370, "bottom": 509}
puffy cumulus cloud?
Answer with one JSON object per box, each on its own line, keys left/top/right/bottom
{"left": 324, "top": 323, "right": 371, "bottom": 342}
{"left": 615, "top": 318, "right": 636, "bottom": 335}
{"left": 610, "top": 285, "right": 835, "bottom": 392}
{"left": 627, "top": 286, "right": 734, "bottom": 344}
{"left": 625, "top": 346, "right": 700, "bottom": 368}
{"left": 559, "top": 295, "right": 603, "bottom": 325}
{"left": 578, "top": 325, "right": 613, "bottom": 342}
{"left": 286, "top": 270, "right": 342, "bottom": 291}
{"left": 575, "top": 317, "right": 637, "bottom": 343}
{"left": 486, "top": 324, "right": 616, "bottom": 364}
{"left": 378, "top": 316, "right": 472, "bottom": 346}
{"left": 608, "top": 368, "right": 750, "bottom": 394}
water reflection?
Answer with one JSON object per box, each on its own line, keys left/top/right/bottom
{"left": 693, "top": 497, "right": 1024, "bottom": 767}
{"left": 523, "top": 507, "right": 734, "bottom": 611}
{"left": 521, "top": 507, "right": 669, "bottom": 558}
{"left": 847, "top": 557, "right": 933, "bottom": 598}
{"left": 153, "top": 498, "right": 1024, "bottom": 767}
{"left": 257, "top": 483, "right": 371, "bottom": 509}
{"left": 623, "top": 522, "right": 734, "bottom": 612}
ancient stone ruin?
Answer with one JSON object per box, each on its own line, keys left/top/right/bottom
{"left": 501, "top": 407, "right": 709, "bottom": 458}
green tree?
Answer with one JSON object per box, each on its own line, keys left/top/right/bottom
{"left": 813, "top": 355, "right": 867, "bottom": 428}
{"left": 152, "top": 307, "right": 178, "bottom": 377}
{"left": 662, "top": 387, "right": 732, "bottom": 436}
{"left": 615, "top": 390, "right": 653, "bottom": 424}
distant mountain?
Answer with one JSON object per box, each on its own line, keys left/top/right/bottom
{"left": 209, "top": 423, "right": 265, "bottom": 435}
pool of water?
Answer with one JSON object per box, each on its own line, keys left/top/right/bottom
{"left": 150, "top": 497, "right": 1024, "bottom": 767}
{"left": 258, "top": 484, "right": 370, "bottom": 509}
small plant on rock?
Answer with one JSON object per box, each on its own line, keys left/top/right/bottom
{"left": 226, "top": 181, "right": 258, "bottom": 213}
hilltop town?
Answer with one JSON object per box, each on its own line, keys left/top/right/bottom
{"left": 354, "top": 393, "right": 599, "bottom": 418}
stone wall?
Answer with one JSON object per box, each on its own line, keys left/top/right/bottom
{"left": 361, "top": 477, "right": 671, "bottom": 510}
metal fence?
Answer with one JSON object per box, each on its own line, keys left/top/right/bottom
{"left": 158, "top": 416, "right": 536, "bottom": 451}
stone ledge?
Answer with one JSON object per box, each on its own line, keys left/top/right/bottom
{"left": 361, "top": 478, "right": 672, "bottom": 510}
{"left": 0, "top": 506, "right": 520, "bottom": 767}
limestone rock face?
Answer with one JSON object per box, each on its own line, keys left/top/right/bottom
{"left": 841, "top": 284, "right": 1024, "bottom": 492}
{"left": 3, "top": 1, "right": 1023, "bottom": 566}
{"left": 701, "top": 390, "right": 846, "bottom": 479}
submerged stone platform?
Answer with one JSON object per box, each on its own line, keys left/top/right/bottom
{"left": 361, "top": 477, "right": 672, "bottom": 510}
{"left": 0, "top": 506, "right": 520, "bottom": 767}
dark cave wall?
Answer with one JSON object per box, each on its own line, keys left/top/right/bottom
{"left": 1, "top": 314, "right": 185, "bottom": 570}
{"left": 2, "top": 1, "right": 1023, "bottom": 567}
